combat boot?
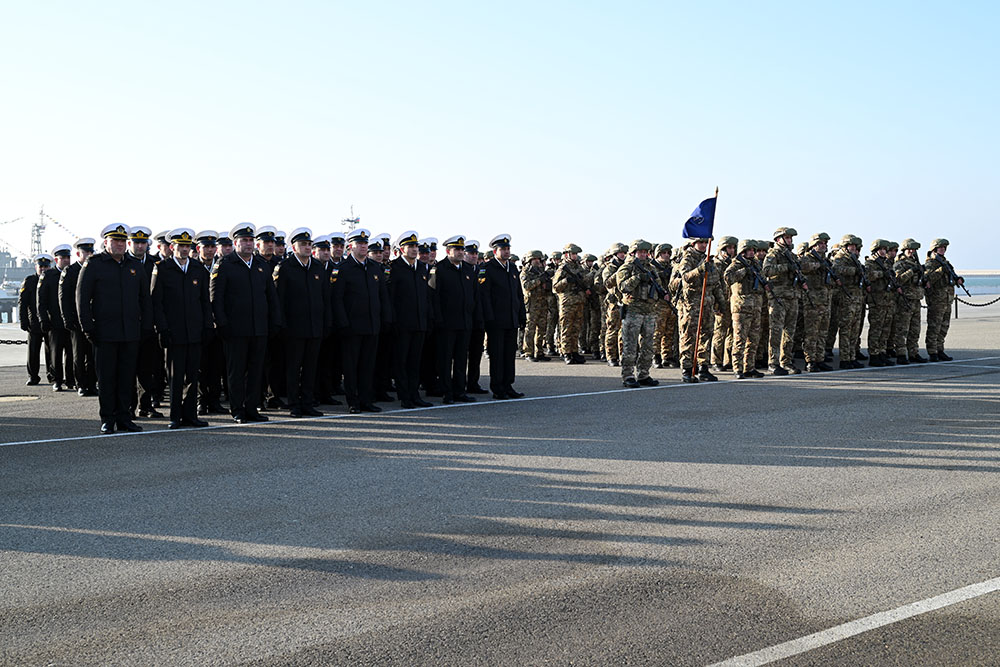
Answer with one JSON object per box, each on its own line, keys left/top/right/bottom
{"left": 896, "top": 355, "right": 909, "bottom": 365}
{"left": 607, "top": 359, "right": 620, "bottom": 367}
{"left": 563, "top": 355, "right": 575, "bottom": 365}
{"left": 638, "top": 376, "right": 659, "bottom": 387}
{"left": 711, "top": 363, "right": 726, "bottom": 373}
{"left": 938, "top": 350, "right": 953, "bottom": 361}
{"left": 806, "top": 362, "right": 821, "bottom": 373}
{"left": 857, "top": 351, "right": 868, "bottom": 361}
{"left": 884, "top": 355, "right": 896, "bottom": 366}
{"left": 665, "top": 358, "right": 680, "bottom": 368}
{"left": 622, "top": 376, "right": 640, "bottom": 389}
{"left": 573, "top": 352, "right": 587, "bottom": 364}
{"left": 769, "top": 366, "right": 788, "bottom": 376}
{"left": 850, "top": 360, "right": 864, "bottom": 369}
{"left": 868, "top": 354, "right": 886, "bottom": 367}
{"left": 748, "top": 369, "right": 765, "bottom": 378}
{"left": 681, "top": 368, "right": 699, "bottom": 383}
{"left": 735, "top": 371, "right": 747, "bottom": 379}
{"left": 910, "top": 353, "right": 928, "bottom": 363}
{"left": 839, "top": 360, "right": 853, "bottom": 370}
{"left": 928, "top": 352, "right": 940, "bottom": 362}
{"left": 698, "top": 365, "right": 718, "bottom": 382}
{"left": 817, "top": 362, "right": 833, "bottom": 371}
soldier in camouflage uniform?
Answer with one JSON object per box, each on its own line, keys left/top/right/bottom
{"left": 798, "top": 232, "right": 837, "bottom": 372}
{"left": 762, "top": 227, "right": 809, "bottom": 375}
{"left": 652, "top": 243, "right": 678, "bottom": 368}
{"left": 710, "top": 236, "right": 737, "bottom": 372}
{"left": 601, "top": 243, "right": 627, "bottom": 366}
{"left": 544, "top": 251, "right": 562, "bottom": 355}
{"left": 553, "top": 243, "right": 591, "bottom": 364}
{"left": 924, "top": 238, "right": 964, "bottom": 362}
{"left": 864, "top": 239, "right": 904, "bottom": 367}
{"left": 893, "top": 238, "right": 928, "bottom": 364}
{"left": 832, "top": 235, "right": 869, "bottom": 368}
{"left": 520, "top": 250, "right": 551, "bottom": 362}
{"left": 825, "top": 242, "right": 841, "bottom": 360}
{"left": 884, "top": 241, "right": 901, "bottom": 360}
{"left": 754, "top": 241, "right": 770, "bottom": 370}
{"left": 724, "top": 239, "right": 767, "bottom": 379}
{"left": 677, "top": 238, "right": 723, "bottom": 383}
{"left": 582, "top": 254, "right": 603, "bottom": 358}
{"left": 792, "top": 241, "right": 810, "bottom": 360}
{"left": 615, "top": 240, "right": 669, "bottom": 387}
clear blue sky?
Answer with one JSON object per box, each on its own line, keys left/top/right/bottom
{"left": 1, "top": 1, "right": 996, "bottom": 267}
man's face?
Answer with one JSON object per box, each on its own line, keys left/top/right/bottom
{"left": 158, "top": 241, "right": 173, "bottom": 258}
{"left": 694, "top": 241, "right": 708, "bottom": 253}
{"left": 447, "top": 247, "right": 464, "bottom": 264}
{"left": 235, "top": 237, "right": 254, "bottom": 257}
{"left": 846, "top": 244, "right": 859, "bottom": 256}
{"left": 742, "top": 248, "right": 756, "bottom": 259}
{"left": 634, "top": 249, "right": 649, "bottom": 261}
{"left": 313, "top": 246, "right": 331, "bottom": 262}
{"left": 293, "top": 240, "right": 312, "bottom": 260}
{"left": 887, "top": 248, "right": 898, "bottom": 259}
{"left": 723, "top": 244, "right": 736, "bottom": 256}
{"left": 77, "top": 248, "right": 94, "bottom": 263}
{"left": 428, "top": 250, "right": 438, "bottom": 262}
{"left": 530, "top": 258, "right": 542, "bottom": 268}
{"left": 418, "top": 250, "right": 429, "bottom": 263}
{"left": 935, "top": 246, "right": 947, "bottom": 256}
{"left": 403, "top": 244, "right": 419, "bottom": 260}
{"left": 814, "top": 241, "right": 828, "bottom": 254}
{"left": 55, "top": 255, "right": 71, "bottom": 269}
{"left": 331, "top": 243, "right": 344, "bottom": 260}
{"left": 904, "top": 248, "right": 917, "bottom": 259}
{"left": 780, "top": 235, "right": 794, "bottom": 247}
{"left": 756, "top": 248, "right": 767, "bottom": 260}
{"left": 656, "top": 252, "right": 669, "bottom": 262}
{"left": 565, "top": 251, "right": 579, "bottom": 262}
{"left": 275, "top": 243, "right": 286, "bottom": 256}
{"left": 615, "top": 252, "right": 625, "bottom": 262}
{"left": 220, "top": 243, "right": 234, "bottom": 256}
{"left": 494, "top": 246, "right": 511, "bottom": 262}
{"left": 108, "top": 238, "right": 127, "bottom": 258}
{"left": 35, "top": 263, "right": 48, "bottom": 275}
{"left": 368, "top": 248, "right": 383, "bottom": 263}
{"left": 350, "top": 241, "right": 368, "bottom": 261}
{"left": 463, "top": 250, "right": 477, "bottom": 264}
{"left": 257, "top": 239, "right": 275, "bottom": 256}
{"left": 199, "top": 243, "right": 216, "bottom": 261}
{"left": 875, "top": 247, "right": 887, "bottom": 258}
{"left": 129, "top": 239, "right": 148, "bottom": 257}
{"left": 173, "top": 243, "right": 192, "bottom": 260}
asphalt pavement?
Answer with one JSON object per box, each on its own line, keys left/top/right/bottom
{"left": 1, "top": 303, "right": 998, "bottom": 666}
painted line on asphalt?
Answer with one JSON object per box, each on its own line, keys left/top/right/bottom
{"left": 1, "top": 355, "right": 998, "bottom": 449}
{"left": 709, "top": 575, "right": 1000, "bottom": 666}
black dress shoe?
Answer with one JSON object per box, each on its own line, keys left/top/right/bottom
{"left": 303, "top": 407, "right": 323, "bottom": 417}
{"left": 184, "top": 418, "right": 209, "bottom": 427}
{"left": 526, "top": 355, "right": 538, "bottom": 362}
{"left": 77, "top": 387, "right": 86, "bottom": 396}
{"left": 375, "top": 391, "right": 395, "bottom": 402}
{"left": 466, "top": 385, "right": 489, "bottom": 394}
{"left": 117, "top": 421, "right": 143, "bottom": 433}
{"left": 506, "top": 389, "right": 524, "bottom": 398}
{"left": 442, "top": 396, "right": 454, "bottom": 405}
{"left": 349, "top": 406, "right": 361, "bottom": 414}
{"left": 290, "top": 409, "right": 304, "bottom": 418}
{"left": 456, "top": 394, "right": 476, "bottom": 403}
{"left": 247, "top": 412, "right": 269, "bottom": 422}
{"left": 198, "top": 404, "right": 210, "bottom": 415}
{"left": 233, "top": 414, "right": 247, "bottom": 423}
{"left": 168, "top": 421, "right": 184, "bottom": 429}
{"left": 414, "top": 399, "right": 433, "bottom": 407}
{"left": 360, "top": 403, "right": 382, "bottom": 413}
{"left": 492, "top": 393, "right": 509, "bottom": 400}
{"left": 400, "top": 400, "right": 417, "bottom": 409}
{"left": 26, "top": 377, "right": 40, "bottom": 386}
{"left": 139, "top": 408, "right": 165, "bottom": 419}
{"left": 52, "top": 383, "right": 64, "bottom": 392}
{"left": 100, "top": 422, "right": 116, "bottom": 434}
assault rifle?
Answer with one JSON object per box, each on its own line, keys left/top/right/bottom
{"left": 639, "top": 263, "right": 677, "bottom": 314}
{"left": 932, "top": 255, "right": 971, "bottom": 296}
{"left": 779, "top": 246, "right": 813, "bottom": 306}
{"left": 558, "top": 265, "right": 591, "bottom": 295}
{"left": 810, "top": 250, "right": 850, "bottom": 298}
{"left": 737, "top": 256, "right": 783, "bottom": 306}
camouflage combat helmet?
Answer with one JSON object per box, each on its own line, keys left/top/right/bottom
{"left": 808, "top": 233, "right": 827, "bottom": 247}
{"left": 628, "top": 239, "right": 653, "bottom": 254}
{"left": 886, "top": 240, "right": 899, "bottom": 250}
{"left": 901, "top": 238, "right": 920, "bottom": 250}
{"left": 654, "top": 243, "right": 672, "bottom": 256}
{"left": 717, "top": 235, "right": 738, "bottom": 248}
{"left": 930, "top": 238, "right": 949, "bottom": 249}
{"left": 773, "top": 226, "right": 797, "bottom": 239}
{"left": 840, "top": 234, "right": 858, "bottom": 247}
{"left": 583, "top": 253, "right": 597, "bottom": 262}
{"left": 869, "top": 238, "right": 888, "bottom": 253}
{"left": 611, "top": 242, "right": 628, "bottom": 255}
{"left": 509, "top": 254, "right": 519, "bottom": 263}
{"left": 563, "top": 243, "right": 582, "bottom": 254}
{"left": 526, "top": 249, "right": 544, "bottom": 261}
{"left": 550, "top": 250, "right": 563, "bottom": 260}
{"left": 795, "top": 241, "right": 809, "bottom": 255}
{"left": 737, "top": 238, "right": 754, "bottom": 254}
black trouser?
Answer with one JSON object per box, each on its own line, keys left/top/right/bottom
{"left": 393, "top": 329, "right": 425, "bottom": 403}
{"left": 436, "top": 329, "right": 470, "bottom": 400}
{"left": 224, "top": 336, "right": 267, "bottom": 419}
{"left": 375, "top": 328, "right": 395, "bottom": 392}
{"left": 71, "top": 329, "right": 96, "bottom": 391}
{"left": 419, "top": 327, "right": 441, "bottom": 393}
{"left": 167, "top": 343, "right": 202, "bottom": 423}
{"left": 341, "top": 333, "right": 377, "bottom": 409}
{"left": 26, "top": 330, "right": 43, "bottom": 381}
{"left": 46, "top": 328, "right": 71, "bottom": 385}
{"left": 486, "top": 326, "right": 517, "bottom": 396}
{"left": 133, "top": 335, "right": 160, "bottom": 412}
{"left": 316, "top": 331, "right": 337, "bottom": 399}
{"left": 95, "top": 340, "right": 140, "bottom": 426}
{"left": 285, "top": 336, "right": 322, "bottom": 411}
{"left": 198, "top": 333, "right": 225, "bottom": 408}
{"left": 467, "top": 328, "right": 485, "bottom": 391}
{"left": 265, "top": 335, "right": 287, "bottom": 406}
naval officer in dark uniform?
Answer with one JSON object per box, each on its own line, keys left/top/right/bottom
{"left": 77, "top": 223, "right": 153, "bottom": 434}
{"left": 18, "top": 254, "right": 52, "bottom": 386}
{"left": 210, "top": 223, "right": 283, "bottom": 424}
{"left": 59, "top": 237, "right": 97, "bottom": 396}
{"left": 274, "top": 227, "right": 331, "bottom": 417}
{"left": 331, "top": 227, "right": 392, "bottom": 414}
{"left": 37, "top": 243, "right": 74, "bottom": 391}
{"left": 151, "top": 228, "right": 213, "bottom": 429}
{"left": 195, "top": 230, "right": 226, "bottom": 414}
{"left": 480, "top": 233, "right": 527, "bottom": 400}
{"left": 127, "top": 225, "right": 164, "bottom": 418}
{"left": 387, "top": 230, "right": 433, "bottom": 408}
{"left": 463, "top": 239, "right": 488, "bottom": 394}
{"left": 430, "top": 235, "right": 481, "bottom": 404}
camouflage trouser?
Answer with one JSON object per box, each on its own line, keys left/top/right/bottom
{"left": 893, "top": 297, "right": 922, "bottom": 357}
{"left": 711, "top": 300, "right": 733, "bottom": 367}
{"left": 837, "top": 290, "right": 865, "bottom": 362}
{"left": 585, "top": 301, "right": 602, "bottom": 352}
{"left": 856, "top": 300, "right": 867, "bottom": 354}
{"left": 654, "top": 302, "right": 678, "bottom": 360}
{"left": 558, "top": 297, "right": 585, "bottom": 356}
{"left": 802, "top": 288, "right": 832, "bottom": 363}
{"left": 523, "top": 299, "right": 548, "bottom": 357}
{"left": 826, "top": 291, "right": 841, "bottom": 353}
{"left": 605, "top": 302, "right": 623, "bottom": 362}
{"left": 793, "top": 293, "right": 805, "bottom": 354}
{"left": 756, "top": 294, "right": 770, "bottom": 364}
{"left": 621, "top": 310, "right": 657, "bottom": 380}
{"left": 767, "top": 290, "right": 798, "bottom": 368}
{"left": 730, "top": 294, "right": 762, "bottom": 374}
{"left": 924, "top": 290, "right": 953, "bottom": 354}
{"left": 866, "top": 295, "right": 895, "bottom": 356}
{"left": 679, "top": 298, "right": 715, "bottom": 369}
{"left": 545, "top": 295, "right": 559, "bottom": 350}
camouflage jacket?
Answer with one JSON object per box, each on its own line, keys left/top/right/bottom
{"left": 800, "top": 249, "right": 836, "bottom": 295}
{"left": 894, "top": 254, "right": 925, "bottom": 300}
{"left": 553, "top": 259, "right": 591, "bottom": 303}
{"left": 724, "top": 255, "right": 765, "bottom": 300}
{"left": 520, "top": 264, "right": 551, "bottom": 306}
{"left": 864, "top": 254, "right": 896, "bottom": 295}
{"left": 616, "top": 257, "right": 666, "bottom": 315}
{"left": 713, "top": 252, "right": 734, "bottom": 302}
{"left": 924, "top": 254, "right": 960, "bottom": 295}
{"left": 679, "top": 247, "right": 722, "bottom": 304}
{"left": 832, "top": 249, "right": 866, "bottom": 294}
{"left": 762, "top": 244, "right": 803, "bottom": 296}
{"left": 600, "top": 258, "right": 625, "bottom": 306}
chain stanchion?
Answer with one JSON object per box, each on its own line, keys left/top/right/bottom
{"left": 956, "top": 295, "right": 1000, "bottom": 308}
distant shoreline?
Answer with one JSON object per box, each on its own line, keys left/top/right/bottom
{"left": 962, "top": 270, "right": 1000, "bottom": 275}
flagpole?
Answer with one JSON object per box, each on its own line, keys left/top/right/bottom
{"left": 692, "top": 187, "right": 719, "bottom": 373}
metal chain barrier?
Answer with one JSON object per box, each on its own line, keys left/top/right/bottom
{"left": 0, "top": 339, "right": 28, "bottom": 345}
{"left": 956, "top": 295, "right": 1000, "bottom": 307}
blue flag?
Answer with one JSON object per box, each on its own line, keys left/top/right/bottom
{"left": 682, "top": 196, "right": 717, "bottom": 239}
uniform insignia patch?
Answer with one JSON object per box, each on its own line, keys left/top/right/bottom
{"left": 258, "top": 267, "right": 263, "bottom": 272}
{"left": 192, "top": 279, "right": 198, "bottom": 285}
{"left": 374, "top": 275, "right": 379, "bottom": 281}
{"left": 314, "top": 274, "right": 319, "bottom": 279}
{"left": 130, "top": 268, "right": 136, "bottom": 275}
